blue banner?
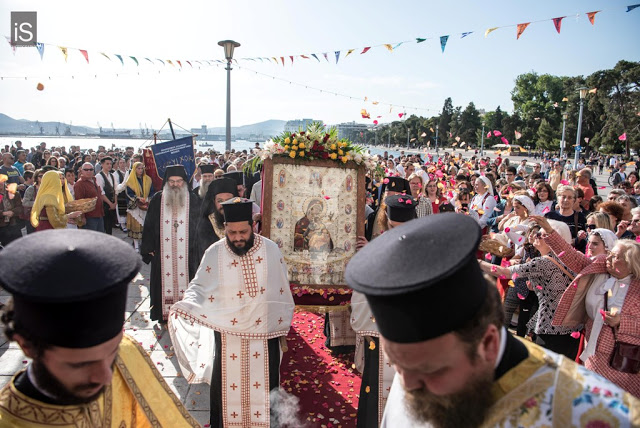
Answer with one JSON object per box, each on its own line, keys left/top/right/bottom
{"left": 150, "top": 136, "right": 195, "bottom": 181}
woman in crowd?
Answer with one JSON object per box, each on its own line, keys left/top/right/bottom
{"left": 589, "top": 195, "right": 604, "bottom": 212}
{"left": 616, "top": 194, "right": 638, "bottom": 221}
{"left": 533, "top": 182, "right": 555, "bottom": 216}
{"left": 30, "top": 170, "right": 81, "bottom": 231}
{"left": 498, "top": 193, "right": 535, "bottom": 235}
{"left": 407, "top": 172, "right": 432, "bottom": 217}
{"left": 536, "top": 214, "right": 640, "bottom": 397}
{"left": 424, "top": 177, "right": 441, "bottom": 214}
{"left": 125, "top": 161, "right": 154, "bottom": 252}
{"left": 46, "top": 156, "right": 59, "bottom": 169}
{"left": 21, "top": 169, "right": 44, "bottom": 234}
{"left": 481, "top": 219, "right": 582, "bottom": 359}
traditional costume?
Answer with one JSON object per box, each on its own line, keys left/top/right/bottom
{"left": 141, "top": 165, "right": 199, "bottom": 322}
{"left": 125, "top": 161, "right": 154, "bottom": 242}
{"left": 30, "top": 171, "right": 74, "bottom": 231}
{"left": 0, "top": 229, "right": 199, "bottom": 428}
{"left": 169, "top": 198, "right": 294, "bottom": 428}
{"left": 470, "top": 175, "right": 497, "bottom": 231}
{"left": 345, "top": 214, "right": 640, "bottom": 427}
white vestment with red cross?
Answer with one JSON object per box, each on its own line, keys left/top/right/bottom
{"left": 169, "top": 234, "right": 294, "bottom": 427}
{"left": 160, "top": 192, "right": 190, "bottom": 320}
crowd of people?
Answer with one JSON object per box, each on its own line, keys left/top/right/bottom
{"left": 1, "top": 137, "right": 640, "bottom": 426}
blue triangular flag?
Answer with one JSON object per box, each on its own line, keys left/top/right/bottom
{"left": 311, "top": 53, "right": 320, "bottom": 62}
{"left": 335, "top": 51, "right": 340, "bottom": 64}
{"left": 440, "top": 35, "right": 449, "bottom": 53}
{"left": 36, "top": 42, "right": 44, "bottom": 60}
{"left": 115, "top": 54, "right": 124, "bottom": 65}
{"left": 627, "top": 4, "right": 640, "bottom": 12}
{"left": 461, "top": 32, "right": 473, "bottom": 38}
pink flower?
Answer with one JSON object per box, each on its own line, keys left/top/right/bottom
{"left": 517, "top": 293, "right": 526, "bottom": 300}
{"left": 560, "top": 179, "right": 569, "bottom": 185}
{"left": 536, "top": 285, "right": 543, "bottom": 290}
{"left": 505, "top": 227, "right": 511, "bottom": 233}
{"left": 383, "top": 178, "right": 389, "bottom": 184}
{"left": 558, "top": 251, "right": 565, "bottom": 257}
{"left": 405, "top": 199, "right": 413, "bottom": 205}
{"left": 512, "top": 272, "right": 519, "bottom": 280}
{"left": 571, "top": 331, "right": 581, "bottom": 339}
{"left": 324, "top": 196, "right": 330, "bottom": 200}
{"left": 485, "top": 253, "right": 492, "bottom": 260}
{"left": 398, "top": 198, "right": 404, "bottom": 202}
{"left": 491, "top": 265, "right": 497, "bottom": 272}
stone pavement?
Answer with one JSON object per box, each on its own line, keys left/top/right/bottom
{"left": 0, "top": 229, "right": 212, "bottom": 427}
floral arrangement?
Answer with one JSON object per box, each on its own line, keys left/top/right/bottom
{"left": 258, "top": 122, "right": 376, "bottom": 169}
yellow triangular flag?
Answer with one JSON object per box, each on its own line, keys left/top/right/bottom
{"left": 485, "top": 27, "right": 498, "bottom": 38}
{"left": 345, "top": 49, "right": 355, "bottom": 57}
{"left": 59, "top": 46, "right": 68, "bottom": 62}
{"left": 384, "top": 44, "right": 394, "bottom": 52}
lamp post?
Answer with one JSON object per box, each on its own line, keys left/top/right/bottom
{"left": 435, "top": 124, "right": 439, "bottom": 153}
{"left": 480, "top": 121, "right": 485, "bottom": 157}
{"left": 218, "top": 40, "right": 241, "bottom": 152}
{"left": 406, "top": 127, "right": 410, "bottom": 149}
{"left": 560, "top": 112, "right": 568, "bottom": 159}
{"left": 574, "top": 87, "right": 588, "bottom": 170}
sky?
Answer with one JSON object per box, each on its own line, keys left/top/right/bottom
{"left": 0, "top": 0, "right": 639, "bottom": 131}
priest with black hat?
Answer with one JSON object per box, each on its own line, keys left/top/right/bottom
{"left": 346, "top": 214, "right": 639, "bottom": 427}
{"left": 365, "top": 176, "right": 411, "bottom": 241}
{"left": 169, "top": 197, "right": 294, "bottom": 428}
{"left": 196, "top": 163, "right": 216, "bottom": 200}
{"left": 0, "top": 230, "right": 199, "bottom": 427}
{"left": 140, "top": 165, "right": 200, "bottom": 324}
{"left": 194, "top": 177, "right": 238, "bottom": 264}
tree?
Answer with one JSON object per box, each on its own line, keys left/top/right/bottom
{"left": 458, "top": 102, "right": 482, "bottom": 147}
{"left": 438, "top": 98, "right": 454, "bottom": 144}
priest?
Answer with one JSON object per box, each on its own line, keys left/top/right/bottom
{"left": 194, "top": 177, "right": 238, "bottom": 265}
{"left": 346, "top": 214, "right": 640, "bottom": 427}
{"left": 0, "top": 229, "right": 199, "bottom": 427}
{"left": 169, "top": 198, "right": 294, "bottom": 428}
{"left": 196, "top": 163, "right": 216, "bottom": 201}
{"left": 141, "top": 165, "right": 200, "bottom": 324}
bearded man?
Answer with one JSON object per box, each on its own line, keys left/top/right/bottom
{"left": 196, "top": 164, "right": 216, "bottom": 200}
{"left": 346, "top": 213, "right": 639, "bottom": 428}
{"left": 194, "top": 177, "right": 238, "bottom": 264}
{"left": 141, "top": 165, "right": 199, "bottom": 324}
{"left": 169, "top": 198, "right": 294, "bottom": 428}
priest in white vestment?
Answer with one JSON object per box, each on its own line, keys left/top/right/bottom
{"left": 169, "top": 197, "right": 294, "bottom": 428}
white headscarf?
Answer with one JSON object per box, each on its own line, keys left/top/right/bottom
{"left": 477, "top": 176, "right": 494, "bottom": 196}
{"left": 513, "top": 194, "right": 535, "bottom": 214}
{"left": 591, "top": 228, "right": 618, "bottom": 251}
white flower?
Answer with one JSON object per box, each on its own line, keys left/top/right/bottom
{"left": 354, "top": 153, "right": 363, "bottom": 164}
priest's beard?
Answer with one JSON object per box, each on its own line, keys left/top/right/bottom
{"left": 31, "top": 358, "right": 110, "bottom": 405}
{"left": 404, "top": 366, "right": 494, "bottom": 428}
{"left": 226, "top": 231, "right": 255, "bottom": 256}
{"left": 213, "top": 208, "right": 225, "bottom": 229}
{"left": 198, "top": 180, "right": 211, "bottom": 199}
{"left": 164, "top": 183, "right": 188, "bottom": 208}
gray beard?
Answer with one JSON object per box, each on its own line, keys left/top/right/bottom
{"left": 198, "top": 180, "right": 211, "bottom": 199}
{"left": 164, "top": 184, "right": 188, "bottom": 209}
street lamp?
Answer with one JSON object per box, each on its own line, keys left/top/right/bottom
{"left": 574, "top": 87, "right": 588, "bottom": 169}
{"left": 435, "top": 124, "right": 439, "bottom": 153}
{"left": 480, "top": 121, "right": 485, "bottom": 157}
{"left": 560, "top": 112, "right": 568, "bottom": 159}
{"left": 406, "top": 127, "right": 410, "bottom": 149}
{"left": 218, "top": 40, "right": 241, "bottom": 152}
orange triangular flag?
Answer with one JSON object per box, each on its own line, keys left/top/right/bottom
{"left": 280, "top": 57, "right": 285, "bottom": 66}
{"left": 384, "top": 44, "right": 393, "bottom": 52}
{"left": 552, "top": 17, "right": 565, "bottom": 34}
{"left": 587, "top": 11, "right": 600, "bottom": 25}
{"left": 516, "top": 23, "right": 530, "bottom": 39}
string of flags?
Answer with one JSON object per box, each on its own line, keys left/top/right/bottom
{"left": 4, "top": 4, "right": 639, "bottom": 64}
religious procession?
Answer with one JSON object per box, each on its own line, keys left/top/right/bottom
{"left": 1, "top": 122, "right": 640, "bottom": 428}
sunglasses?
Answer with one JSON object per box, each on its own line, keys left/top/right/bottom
{"left": 83, "top": 168, "right": 94, "bottom": 171}
{"left": 586, "top": 224, "right": 596, "bottom": 230}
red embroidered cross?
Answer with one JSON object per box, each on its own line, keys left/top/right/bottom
{"left": 165, "top": 272, "right": 171, "bottom": 277}
{"left": 253, "top": 381, "right": 261, "bottom": 389}
{"left": 180, "top": 272, "right": 184, "bottom": 277}
{"left": 278, "top": 317, "right": 283, "bottom": 324}
{"left": 386, "top": 386, "right": 391, "bottom": 392}
{"left": 253, "top": 351, "right": 260, "bottom": 359}
{"left": 231, "top": 260, "right": 239, "bottom": 267}
{"left": 178, "top": 255, "right": 183, "bottom": 260}
{"left": 254, "top": 410, "right": 262, "bottom": 418}
{"left": 230, "top": 383, "right": 238, "bottom": 391}
{"left": 180, "top": 289, "right": 184, "bottom": 294}
{"left": 231, "top": 412, "right": 238, "bottom": 418}
{"left": 259, "top": 287, "right": 266, "bottom": 294}
{"left": 179, "top": 237, "right": 184, "bottom": 242}
{"left": 230, "top": 318, "right": 238, "bottom": 325}
{"left": 165, "top": 220, "right": 170, "bottom": 224}
{"left": 165, "top": 254, "right": 170, "bottom": 259}
{"left": 206, "top": 266, "right": 211, "bottom": 273}
{"left": 279, "top": 288, "right": 284, "bottom": 295}
{"left": 255, "top": 318, "right": 262, "bottom": 326}
{"left": 165, "top": 237, "right": 170, "bottom": 242}
{"left": 256, "top": 256, "right": 263, "bottom": 264}
{"left": 236, "top": 291, "right": 244, "bottom": 299}
{"left": 230, "top": 353, "right": 238, "bottom": 360}
{"left": 179, "top": 220, "right": 184, "bottom": 224}
{"left": 208, "top": 295, "right": 215, "bottom": 302}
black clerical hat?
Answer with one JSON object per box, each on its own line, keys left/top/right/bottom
{"left": 385, "top": 194, "right": 417, "bottom": 223}
{"left": 200, "top": 164, "right": 215, "bottom": 174}
{"left": 385, "top": 176, "right": 410, "bottom": 194}
{"left": 345, "top": 213, "right": 485, "bottom": 343}
{"left": 201, "top": 178, "right": 239, "bottom": 218}
{"left": 221, "top": 197, "right": 253, "bottom": 223}
{"left": 0, "top": 230, "right": 141, "bottom": 348}
{"left": 163, "top": 165, "right": 188, "bottom": 184}
{"left": 223, "top": 171, "right": 244, "bottom": 187}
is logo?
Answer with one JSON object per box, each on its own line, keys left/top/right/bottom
{"left": 11, "top": 12, "right": 37, "bottom": 46}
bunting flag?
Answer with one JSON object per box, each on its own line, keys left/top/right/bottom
{"left": 115, "top": 54, "right": 124, "bottom": 65}
{"left": 335, "top": 51, "right": 340, "bottom": 63}
{"left": 589, "top": 88, "right": 597, "bottom": 93}
{"left": 79, "top": 49, "right": 89, "bottom": 63}
{"left": 59, "top": 47, "right": 68, "bottom": 62}
{"left": 156, "top": 59, "right": 165, "bottom": 65}
{"left": 289, "top": 56, "right": 294, "bottom": 64}
{"left": 485, "top": 27, "right": 498, "bottom": 37}
{"left": 416, "top": 38, "right": 427, "bottom": 43}
{"left": 6, "top": 37, "right": 16, "bottom": 55}
{"left": 311, "top": 53, "right": 320, "bottom": 62}
{"left": 440, "top": 35, "right": 449, "bottom": 53}
{"left": 619, "top": 133, "right": 627, "bottom": 141}
{"left": 280, "top": 57, "right": 285, "bottom": 66}
{"left": 300, "top": 54, "right": 310, "bottom": 59}
{"left": 384, "top": 44, "right": 394, "bottom": 52}
{"left": 166, "top": 59, "right": 174, "bottom": 66}
{"left": 461, "top": 32, "right": 473, "bottom": 38}
{"left": 186, "top": 60, "right": 192, "bottom": 67}
{"left": 516, "top": 22, "right": 530, "bottom": 39}
{"left": 361, "top": 47, "right": 371, "bottom": 54}
{"left": 130, "top": 56, "right": 138, "bottom": 66}
{"left": 176, "top": 60, "right": 182, "bottom": 68}
{"left": 627, "top": 4, "right": 640, "bottom": 12}
{"left": 392, "top": 42, "right": 403, "bottom": 50}
{"left": 361, "top": 109, "right": 370, "bottom": 119}
{"left": 345, "top": 48, "right": 355, "bottom": 57}
{"left": 515, "top": 131, "right": 522, "bottom": 140}
{"left": 100, "top": 52, "right": 111, "bottom": 61}
{"left": 36, "top": 43, "right": 44, "bottom": 60}
{"left": 587, "top": 10, "right": 600, "bottom": 25}
{"left": 552, "top": 17, "right": 565, "bottom": 33}
{"left": 322, "top": 52, "right": 329, "bottom": 62}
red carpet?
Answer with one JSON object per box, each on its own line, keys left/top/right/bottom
{"left": 281, "top": 310, "right": 360, "bottom": 427}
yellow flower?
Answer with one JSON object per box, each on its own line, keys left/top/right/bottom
{"left": 284, "top": 137, "right": 291, "bottom": 145}
{"left": 293, "top": 139, "right": 298, "bottom": 145}
{"left": 341, "top": 156, "right": 348, "bottom": 163}
{"left": 338, "top": 149, "right": 344, "bottom": 155}
{"left": 292, "top": 145, "right": 298, "bottom": 150}
{"left": 289, "top": 151, "right": 296, "bottom": 158}
{"left": 330, "top": 144, "right": 337, "bottom": 150}
{"left": 330, "top": 153, "right": 338, "bottom": 160}
{"left": 298, "top": 151, "right": 304, "bottom": 157}
{"left": 284, "top": 145, "right": 290, "bottom": 150}
{"left": 298, "top": 142, "right": 305, "bottom": 149}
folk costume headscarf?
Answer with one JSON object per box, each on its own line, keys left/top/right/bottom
{"left": 126, "top": 162, "right": 152, "bottom": 198}
{"left": 30, "top": 170, "right": 66, "bottom": 228}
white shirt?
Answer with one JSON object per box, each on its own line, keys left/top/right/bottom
{"left": 470, "top": 191, "right": 497, "bottom": 229}
{"left": 95, "top": 170, "right": 119, "bottom": 199}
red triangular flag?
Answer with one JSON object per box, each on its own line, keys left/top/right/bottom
{"left": 79, "top": 49, "right": 89, "bottom": 63}
{"left": 587, "top": 11, "right": 600, "bottom": 25}
{"left": 289, "top": 55, "right": 294, "bottom": 64}
{"left": 361, "top": 47, "right": 371, "bottom": 54}
{"left": 280, "top": 56, "right": 285, "bottom": 66}
{"left": 516, "top": 23, "right": 530, "bottom": 39}
{"left": 176, "top": 60, "right": 182, "bottom": 68}
{"left": 552, "top": 17, "right": 565, "bottom": 33}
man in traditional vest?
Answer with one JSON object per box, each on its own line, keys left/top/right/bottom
{"left": 0, "top": 230, "right": 199, "bottom": 427}
{"left": 95, "top": 156, "right": 119, "bottom": 235}
{"left": 140, "top": 165, "right": 200, "bottom": 325}
{"left": 169, "top": 197, "right": 294, "bottom": 428}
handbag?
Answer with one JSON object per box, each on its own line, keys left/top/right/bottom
{"left": 604, "top": 292, "right": 640, "bottom": 374}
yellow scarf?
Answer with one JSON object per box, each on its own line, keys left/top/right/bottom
{"left": 31, "top": 171, "right": 66, "bottom": 228}
{"left": 126, "top": 162, "right": 152, "bottom": 198}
